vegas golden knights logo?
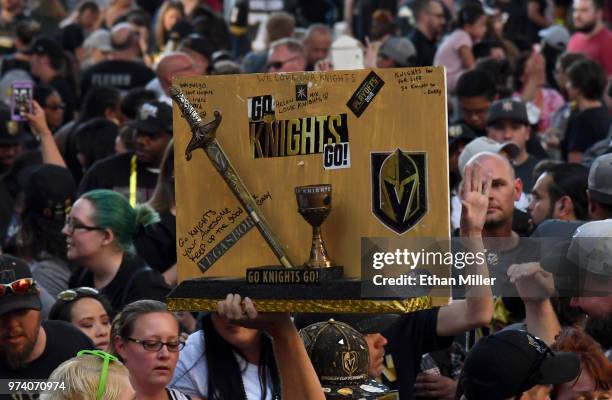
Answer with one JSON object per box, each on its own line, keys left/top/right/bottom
{"left": 371, "top": 149, "right": 427, "bottom": 234}
{"left": 342, "top": 351, "right": 358, "bottom": 375}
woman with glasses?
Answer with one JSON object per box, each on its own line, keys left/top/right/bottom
{"left": 111, "top": 299, "right": 192, "bottom": 400}
{"left": 49, "top": 287, "right": 113, "bottom": 352}
{"left": 65, "top": 189, "right": 170, "bottom": 313}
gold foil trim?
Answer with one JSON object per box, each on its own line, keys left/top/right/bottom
{"left": 166, "top": 297, "right": 432, "bottom": 313}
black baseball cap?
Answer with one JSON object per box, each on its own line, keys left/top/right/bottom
{"left": 459, "top": 330, "right": 580, "bottom": 400}
{"left": 25, "top": 37, "right": 64, "bottom": 65}
{"left": 18, "top": 164, "right": 76, "bottom": 223}
{"left": 299, "top": 319, "right": 396, "bottom": 399}
{"left": 180, "top": 33, "right": 213, "bottom": 60}
{"left": 448, "top": 122, "right": 476, "bottom": 151}
{"left": 487, "top": 98, "right": 530, "bottom": 126}
{"left": 132, "top": 101, "right": 173, "bottom": 135}
{"left": 0, "top": 255, "right": 41, "bottom": 316}
{"left": 0, "top": 107, "right": 29, "bottom": 145}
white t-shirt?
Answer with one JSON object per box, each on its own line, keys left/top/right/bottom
{"left": 169, "top": 330, "right": 273, "bottom": 400}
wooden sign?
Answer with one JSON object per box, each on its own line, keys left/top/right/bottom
{"left": 173, "top": 67, "right": 449, "bottom": 283}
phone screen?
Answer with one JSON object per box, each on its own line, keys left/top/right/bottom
{"left": 11, "top": 81, "right": 33, "bottom": 122}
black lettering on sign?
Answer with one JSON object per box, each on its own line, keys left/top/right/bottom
{"left": 248, "top": 95, "right": 275, "bottom": 122}
{"left": 198, "top": 216, "right": 256, "bottom": 272}
{"left": 346, "top": 71, "right": 385, "bottom": 117}
{"left": 250, "top": 114, "right": 349, "bottom": 159}
{"left": 323, "top": 142, "right": 351, "bottom": 169}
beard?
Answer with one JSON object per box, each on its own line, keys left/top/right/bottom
{"left": 0, "top": 315, "right": 41, "bottom": 370}
{"left": 1, "top": 337, "right": 37, "bottom": 370}
{"left": 585, "top": 315, "right": 612, "bottom": 349}
{"left": 574, "top": 20, "right": 597, "bottom": 34}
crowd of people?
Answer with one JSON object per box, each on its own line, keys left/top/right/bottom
{"left": 0, "top": 0, "right": 611, "bottom": 399}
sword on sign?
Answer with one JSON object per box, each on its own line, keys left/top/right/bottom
{"left": 170, "top": 85, "right": 295, "bottom": 269}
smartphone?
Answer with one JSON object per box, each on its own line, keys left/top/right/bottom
{"left": 11, "top": 81, "right": 33, "bottom": 122}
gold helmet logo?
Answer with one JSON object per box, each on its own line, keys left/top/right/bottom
{"left": 6, "top": 121, "right": 18, "bottom": 136}
{"left": 342, "top": 351, "right": 359, "bottom": 375}
{"left": 371, "top": 149, "right": 427, "bottom": 234}
{"left": 380, "top": 149, "right": 421, "bottom": 224}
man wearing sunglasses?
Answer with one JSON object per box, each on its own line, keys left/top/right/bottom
{"left": 0, "top": 255, "right": 93, "bottom": 388}
{"left": 266, "top": 38, "right": 306, "bottom": 73}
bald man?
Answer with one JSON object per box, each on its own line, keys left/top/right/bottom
{"left": 80, "top": 22, "right": 155, "bottom": 96}
{"left": 462, "top": 152, "right": 539, "bottom": 320}
{"left": 148, "top": 51, "right": 200, "bottom": 104}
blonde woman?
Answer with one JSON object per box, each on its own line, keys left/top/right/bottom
{"left": 42, "top": 350, "right": 134, "bottom": 400}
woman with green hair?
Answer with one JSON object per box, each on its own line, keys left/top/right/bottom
{"left": 65, "top": 189, "right": 170, "bottom": 313}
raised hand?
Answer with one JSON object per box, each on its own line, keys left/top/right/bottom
{"left": 508, "top": 262, "right": 555, "bottom": 301}
{"left": 460, "top": 162, "right": 492, "bottom": 236}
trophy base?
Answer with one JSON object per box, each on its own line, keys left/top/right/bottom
{"left": 166, "top": 277, "right": 432, "bottom": 314}
{"left": 245, "top": 265, "right": 344, "bottom": 285}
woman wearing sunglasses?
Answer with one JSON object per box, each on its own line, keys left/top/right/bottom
{"left": 49, "top": 287, "right": 113, "bottom": 352}
{"left": 111, "top": 299, "right": 192, "bottom": 400}
{"left": 65, "top": 189, "right": 170, "bottom": 313}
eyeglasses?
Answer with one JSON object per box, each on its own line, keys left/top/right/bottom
{"left": 127, "top": 338, "right": 184, "bottom": 352}
{"left": 64, "top": 215, "right": 105, "bottom": 235}
{"left": 77, "top": 350, "right": 118, "bottom": 400}
{"left": 0, "top": 278, "right": 36, "bottom": 297}
{"left": 57, "top": 286, "right": 99, "bottom": 301}
{"left": 266, "top": 56, "right": 301, "bottom": 71}
{"left": 44, "top": 103, "right": 65, "bottom": 110}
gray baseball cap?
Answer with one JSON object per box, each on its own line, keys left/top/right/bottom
{"left": 567, "top": 220, "right": 612, "bottom": 277}
{"left": 538, "top": 25, "right": 570, "bottom": 51}
{"left": 378, "top": 37, "right": 416, "bottom": 67}
{"left": 83, "top": 29, "right": 112, "bottom": 52}
{"left": 458, "top": 137, "right": 520, "bottom": 176}
{"left": 588, "top": 153, "right": 612, "bottom": 205}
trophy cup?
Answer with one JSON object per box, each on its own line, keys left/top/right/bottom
{"left": 296, "top": 184, "right": 333, "bottom": 268}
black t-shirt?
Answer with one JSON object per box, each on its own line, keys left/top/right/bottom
{"left": 514, "top": 154, "right": 539, "bottom": 192}
{"left": 0, "top": 320, "right": 93, "bottom": 399}
{"left": 563, "top": 106, "right": 611, "bottom": 159}
{"left": 69, "top": 253, "right": 170, "bottom": 313}
{"left": 498, "top": 0, "right": 531, "bottom": 50}
{"left": 78, "top": 152, "right": 159, "bottom": 203}
{"left": 381, "top": 307, "right": 453, "bottom": 399}
{"left": 135, "top": 210, "right": 176, "bottom": 274}
{"left": 80, "top": 59, "right": 155, "bottom": 97}
{"left": 410, "top": 29, "right": 437, "bottom": 67}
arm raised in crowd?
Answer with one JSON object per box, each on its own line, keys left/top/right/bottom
{"left": 218, "top": 294, "right": 325, "bottom": 400}
{"left": 436, "top": 162, "right": 494, "bottom": 336}
{"left": 508, "top": 262, "right": 560, "bottom": 344}
{"left": 25, "top": 100, "right": 67, "bottom": 168}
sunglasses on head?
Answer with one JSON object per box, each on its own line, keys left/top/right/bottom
{"left": 57, "top": 287, "right": 99, "bottom": 301}
{"left": 0, "top": 278, "right": 36, "bottom": 297}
